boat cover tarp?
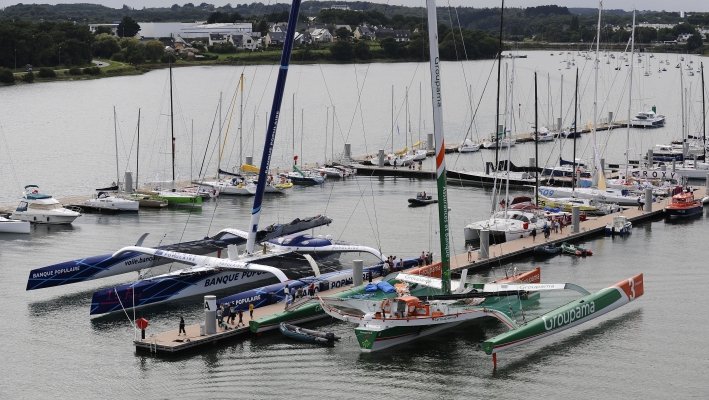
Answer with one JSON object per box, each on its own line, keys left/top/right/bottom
{"left": 364, "top": 283, "right": 379, "bottom": 292}
{"left": 376, "top": 281, "right": 396, "bottom": 293}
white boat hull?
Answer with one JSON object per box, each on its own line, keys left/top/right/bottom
{"left": 0, "top": 217, "right": 31, "bottom": 234}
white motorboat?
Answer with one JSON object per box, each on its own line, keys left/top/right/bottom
{"left": 83, "top": 191, "right": 139, "bottom": 212}
{"left": 630, "top": 109, "right": 665, "bottom": 128}
{"left": 535, "top": 127, "right": 555, "bottom": 142}
{"left": 482, "top": 137, "right": 516, "bottom": 149}
{"left": 457, "top": 139, "right": 480, "bottom": 153}
{"left": 10, "top": 185, "right": 81, "bottom": 224}
{"left": 0, "top": 216, "right": 30, "bottom": 234}
{"left": 202, "top": 177, "right": 256, "bottom": 196}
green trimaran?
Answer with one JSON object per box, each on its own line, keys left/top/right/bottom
{"left": 318, "top": 0, "right": 644, "bottom": 364}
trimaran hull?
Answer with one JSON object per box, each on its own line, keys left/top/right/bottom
{"left": 482, "top": 273, "right": 644, "bottom": 355}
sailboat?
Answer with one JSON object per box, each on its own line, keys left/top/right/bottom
{"left": 83, "top": 107, "right": 139, "bottom": 212}
{"left": 152, "top": 60, "right": 204, "bottom": 207}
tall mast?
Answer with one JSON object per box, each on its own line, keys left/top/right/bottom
{"left": 246, "top": 0, "right": 303, "bottom": 254}
{"left": 702, "top": 62, "right": 706, "bottom": 161}
{"left": 492, "top": 0, "right": 504, "bottom": 213}
{"left": 217, "top": 92, "right": 222, "bottom": 178}
{"left": 239, "top": 73, "right": 244, "bottom": 167}
{"left": 325, "top": 107, "right": 329, "bottom": 163}
{"left": 560, "top": 74, "right": 563, "bottom": 131}
{"left": 113, "top": 106, "right": 119, "bottom": 187}
{"left": 391, "top": 85, "right": 394, "bottom": 154}
{"left": 332, "top": 105, "right": 335, "bottom": 161}
{"left": 292, "top": 92, "right": 295, "bottom": 164}
{"left": 534, "top": 72, "right": 539, "bottom": 206}
{"left": 625, "top": 10, "right": 635, "bottom": 181}
{"left": 136, "top": 108, "right": 140, "bottom": 190}
{"left": 426, "top": 0, "right": 451, "bottom": 294}
{"left": 592, "top": 1, "right": 602, "bottom": 184}
{"left": 169, "top": 60, "right": 175, "bottom": 188}
{"left": 573, "top": 68, "right": 578, "bottom": 191}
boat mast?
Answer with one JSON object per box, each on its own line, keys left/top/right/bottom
{"left": 492, "top": 0, "right": 504, "bottom": 213}
{"left": 391, "top": 85, "right": 394, "bottom": 154}
{"left": 325, "top": 107, "right": 329, "bottom": 163}
{"left": 702, "top": 62, "right": 706, "bottom": 161}
{"left": 331, "top": 105, "right": 335, "bottom": 161}
{"left": 572, "top": 68, "right": 578, "bottom": 191}
{"left": 625, "top": 10, "right": 635, "bottom": 181}
{"left": 113, "top": 106, "right": 119, "bottom": 188}
{"left": 239, "top": 73, "right": 244, "bottom": 167}
{"left": 169, "top": 59, "right": 175, "bottom": 189}
{"left": 426, "top": 0, "right": 451, "bottom": 294}
{"left": 534, "top": 72, "right": 539, "bottom": 206}
{"left": 136, "top": 108, "right": 140, "bottom": 190}
{"left": 246, "top": 0, "right": 302, "bottom": 254}
{"left": 217, "top": 92, "right": 222, "bottom": 179}
{"left": 592, "top": 1, "right": 602, "bottom": 186}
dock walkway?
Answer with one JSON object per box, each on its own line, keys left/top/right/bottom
{"left": 133, "top": 280, "right": 372, "bottom": 354}
{"left": 449, "top": 195, "right": 671, "bottom": 272}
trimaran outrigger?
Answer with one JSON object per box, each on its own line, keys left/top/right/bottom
{"left": 319, "top": 0, "right": 643, "bottom": 367}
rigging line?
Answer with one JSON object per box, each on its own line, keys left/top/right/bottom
{"left": 197, "top": 95, "right": 221, "bottom": 178}
{"left": 220, "top": 70, "right": 246, "bottom": 168}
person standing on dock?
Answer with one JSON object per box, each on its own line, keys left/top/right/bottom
{"left": 531, "top": 227, "right": 537, "bottom": 242}
{"left": 637, "top": 197, "right": 644, "bottom": 210}
{"left": 393, "top": 158, "right": 398, "bottom": 169}
{"left": 179, "top": 316, "right": 186, "bottom": 336}
{"left": 249, "top": 303, "right": 255, "bottom": 319}
{"left": 237, "top": 309, "right": 244, "bottom": 327}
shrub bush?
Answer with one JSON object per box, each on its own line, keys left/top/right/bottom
{"left": 38, "top": 68, "right": 56, "bottom": 78}
{"left": 0, "top": 68, "right": 14, "bottom": 84}
{"left": 83, "top": 66, "right": 101, "bottom": 75}
{"left": 68, "top": 67, "right": 82, "bottom": 75}
{"left": 22, "top": 71, "right": 35, "bottom": 83}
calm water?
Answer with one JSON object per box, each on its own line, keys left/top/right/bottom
{"left": 1, "top": 53, "right": 708, "bottom": 398}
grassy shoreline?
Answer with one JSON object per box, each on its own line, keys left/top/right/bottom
{"left": 4, "top": 43, "right": 706, "bottom": 85}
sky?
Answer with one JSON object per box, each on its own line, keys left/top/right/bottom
{"left": 0, "top": 0, "right": 708, "bottom": 13}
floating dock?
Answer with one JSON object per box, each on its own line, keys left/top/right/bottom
{"left": 133, "top": 281, "right": 370, "bottom": 355}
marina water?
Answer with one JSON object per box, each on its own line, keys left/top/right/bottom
{"left": 1, "top": 52, "right": 708, "bottom": 398}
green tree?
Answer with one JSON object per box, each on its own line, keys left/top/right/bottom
{"left": 686, "top": 33, "right": 703, "bottom": 52}
{"left": 22, "top": 71, "right": 35, "bottom": 83}
{"left": 117, "top": 16, "right": 141, "bottom": 38}
{"left": 334, "top": 27, "right": 352, "bottom": 41}
{"left": 353, "top": 40, "right": 371, "bottom": 60}
{"left": 144, "top": 40, "right": 165, "bottom": 62}
{"left": 94, "top": 26, "right": 114, "bottom": 35}
{"left": 120, "top": 38, "right": 146, "bottom": 65}
{"left": 329, "top": 41, "right": 353, "bottom": 61}
{"left": 93, "top": 33, "right": 121, "bottom": 58}
{"left": 380, "top": 38, "right": 401, "bottom": 59}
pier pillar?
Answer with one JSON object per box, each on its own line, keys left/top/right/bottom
{"left": 353, "top": 260, "right": 363, "bottom": 286}
{"left": 660, "top": 164, "right": 666, "bottom": 172}
{"left": 245, "top": 156, "right": 253, "bottom": 166}
{"left": 204, "top": 295, "right": 217, "bottom": 335}
{"left": 557, "top": 117, "right": 562, "bottom": 131}
{"left": 572, "top": 206, "right": 580, "bottom": 233}
{"left": 683, "top": 142, "right": 689, "bottom": 159}
{"left": 644, "top": 188, "right": 653, "bottom": 212}
{"left": 124, "top": 172, "right": 133, "bottom": 193}
{"left": 647, "top": 149, "right": 653, "bottom": 165}
{"left": 529, "top": 157, "right": 536, "bottom": 168}
{"left": 672, "top": 160, "right": 676, "bottom": 172}
{"left": 344, "top": 143, "right": 351, "bottom": 161}
{"left": 705, "top": 174, "right": 709, "bottom": 195}
{"left": 480, "top": 229, "right": 490, "bottom": 259}
{"left": 427, "top": 133, "right": 434, "bottom": 150}
{"left": 378, "top": 149, "right": 385, "bottom": 167}
{"left": 608, "top": 111, "right": 614, "bottom": 125}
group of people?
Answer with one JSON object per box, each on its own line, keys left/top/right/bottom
{"left": 283, "top": 282, "right": 318, "bottom": 309}
{"left": 418, "top": 251, "right": 433, "bottom": 266}
{"left": 215, "top": 302, "right": 255, "bottom": 329}
{"left": 531, "top": 219, "right": 564, "bottom": 242}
